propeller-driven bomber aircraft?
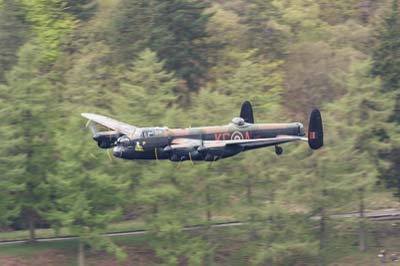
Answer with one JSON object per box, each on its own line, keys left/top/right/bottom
{"left": 82, "top": 101, "right": 324, "bottom": 162}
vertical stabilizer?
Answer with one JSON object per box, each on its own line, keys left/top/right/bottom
{"left": 240, "top": 101, "right": 254, "bottom": 123}
{"left": 308, "top": 109, "right": 324, "bottom": 149}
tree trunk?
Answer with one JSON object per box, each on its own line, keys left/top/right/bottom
{"left": 246, "top": 177, "right": 253, "bottom": 205}
{"left": 206, "top": 185, "right": 212, "bottom": 222}
{"left": 358, "top": 187, "right": 367, "bottom": 252}
{"left": 152, "top": 204, "right": 158, "bottom": 217}
{"left": 318, "top": 206, "right": 326, "bottom": 266}
{"left": 28, "top": 215, "right": 36, "bottom": 243}
{"left": 246, "top": 176, "right": 258, "bottom": 240}
{"left": 78, "top": 240, "right": 85, "bottom": 266}
{"left": 204, "top": 184, "right": 214, "bottom": 266}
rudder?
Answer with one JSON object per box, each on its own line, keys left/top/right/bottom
{"left": 240, "top": 101, "right": 254, "bottom": 123}
{"left": 308, "top": 109, "right": 324, "bottom": 149}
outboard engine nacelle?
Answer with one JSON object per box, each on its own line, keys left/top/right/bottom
{"left": 93, "top": 131, "right": 123, "bottom": 149}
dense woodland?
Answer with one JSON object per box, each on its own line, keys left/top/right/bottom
{"left": 0, "top": 0, "right": 400, "bottom": 265}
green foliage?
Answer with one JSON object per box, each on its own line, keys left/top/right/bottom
{"left": 283, "top": 42, "right": 353, "bottom": 119}
{"left": 241, "top": 0, "right": 288, "bottom": 59}
{"left": 20, "top": 0, "right": 75, "bottom": 65}
{"left": 51, "top": 115, "right": 130, "bottom": 260}
{"left": 110, "top": 0, "right": 218, "bottom": 91}
{"left": 0, "top": 43, "right": 59, "bottom": 238}
{"left": 371, "top": 0, "right": 400, "bottom": 200}
{"left": 371, "top": 0, "right": 400, "bottom": 91}
{"left": 0, "top": 0, "right": 28, "bottom": 83}
{"left": 118, "top": 49, "right": 178, "bottom": 125}
{"left": 1, "top": 0, "right": 399, "bottom": 265}
{"left": 65, "top": 0, "right": 97, "bottom": 20}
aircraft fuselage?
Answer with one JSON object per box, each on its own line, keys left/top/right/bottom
{"left": 113, "top": 122, "right": 304, "bottom": 161}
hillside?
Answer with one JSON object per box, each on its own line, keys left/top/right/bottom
{"left": 0, "top": 0, "right": 400, "bottom": 265}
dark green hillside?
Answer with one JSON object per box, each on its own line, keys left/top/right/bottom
{"left": 0, "top": 0, "right": 399, "bottom": 265}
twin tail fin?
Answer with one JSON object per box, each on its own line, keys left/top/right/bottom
{"left": 308, "top": 109, "right": 324, "bottom": 150}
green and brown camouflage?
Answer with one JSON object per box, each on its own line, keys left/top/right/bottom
{"left": 82, "top": 101, "right": 323, "bottom": 162}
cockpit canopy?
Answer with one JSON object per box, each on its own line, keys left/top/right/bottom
{"left": 231, "top": 117, "right": 246, "bottom": 126}
{"left": 141, "top": 127, "right": 168, "bottom": 138}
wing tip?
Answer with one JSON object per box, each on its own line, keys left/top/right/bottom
{"left": 81, "top": 113, "right": 96, "bottom": 119}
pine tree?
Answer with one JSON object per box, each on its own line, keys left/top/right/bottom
{"left": 111, "top": 0, "right": 217, "bottom": 91}
{"left": 0, "top": 92, "right": 25, "bottom": 226}
{"left": 66, "top": 0, "right": 97, "bottom": 20}
{"left": 242, "top": 0, "right": 287, "bottom": 59}
{"left": 0, "top": 0, "right": 27, "bottom": 83}
{"left": 371, "top": 0, "right": 400, "bottom": 199}
{"left": 0, "top": 43, "right": 59, "bottom": 242}
{"left": 52, "top": 116, "right": 129, "bottom": 265}
{"left": 20, "top": 0, "right": 75, "bottom": 64}
{"left": 117, "top": 49, "right": 178, "bottom": 126}
{"left": 371, "top": 0, "right": 400, "bottom": 91}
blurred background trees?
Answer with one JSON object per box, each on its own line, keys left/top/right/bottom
{"left": 0, "top": 0, "right": 399, "bottom": 265}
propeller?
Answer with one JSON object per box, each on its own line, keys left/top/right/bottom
{"left": 188, "top": 152, "right": 194, "bottom": 165}
{"left": 85, "top": 120, "right": 98, "bottom": 136}
{"left": 107, "top": 149, "right": 113, "bottom": 162}
{"left": 86, "top": 120, "right": 114, "bottom": 162}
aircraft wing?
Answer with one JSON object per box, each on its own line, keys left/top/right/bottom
{"left": 202, "top": 136, "right": 307, "bottom": 150}
{"left": 168, "top": 136, "right": 307, "bottom": 151}
{"left": 81, "top": 113, "right": 139, "bottom": 137}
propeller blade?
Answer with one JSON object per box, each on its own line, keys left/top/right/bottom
{"left": 107, "top": 149, "right": 113, "bottom": 161}
{"left": 86, "top": 120, "right": 98, "bottom": 136}
{"left": 188, "top": 152, "right": 194, "bottom": 165}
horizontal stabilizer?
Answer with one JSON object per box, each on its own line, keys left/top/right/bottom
{"left": 308, "top": 109, "right": 324, "bottom": 150}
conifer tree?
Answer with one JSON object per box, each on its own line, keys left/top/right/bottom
{"left": 66, "top": 0, "right": 97, "bottom": 20}
{"left": 371, "top": 0, "right": 400, "bottom": 199}
{"left": 0, "top": 0, "right": 27, "bottom": 83}
{"left": 0, "top": 43, "right": 58, "bottom": 242}
{"left": 111, "top": 0, "right": 217, "bottom": 91}
{"left": 20, "top": 0, "right": 75, "bottom": 64}
{"left": 242, "top": 0, "right": 287, "bottom": 59}
{"left": 117, "top": 49, "right": 178, "bottom": 126}
{"left": 371, "top": 0, "right": 400, "bottom": 91}
{"left": 52, "top": 117, "right": 129, "bottom": 265}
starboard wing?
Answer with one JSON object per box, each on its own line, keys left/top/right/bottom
{"left": 81, "top": 113, "right": 139, "bottom": 137}
{"left": 203, "top": 136, "right": 307, "bottom": 150}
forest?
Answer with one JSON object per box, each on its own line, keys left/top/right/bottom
{"left": 0, "top": 0, "right": 400, "bottom": 265}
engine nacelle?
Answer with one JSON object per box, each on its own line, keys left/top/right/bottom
{"left": 168, "top": 147, "right": 202, "bottom": 161}
{"left": 93, "top": 131, "right": 123, "bottom": 149}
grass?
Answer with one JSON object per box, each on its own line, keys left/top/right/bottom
{"left": 0, "top": 221, "right": 399, "bottom": 266}
{"left": 0, "top": 215, "right": 233, "bottom": 242}
{"left": 0, "top": 239, "right": 79, "bottom": 257}
{"left": 0, "top": 220, "right": 146, "bottom": 242}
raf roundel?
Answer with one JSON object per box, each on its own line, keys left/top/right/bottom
{"left": 231, "top": 131, "right": 244, "bottom": 140}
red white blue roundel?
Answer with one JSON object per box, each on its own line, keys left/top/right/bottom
{"left": 231, "top": 131, "right": 244, "bottom": 140}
